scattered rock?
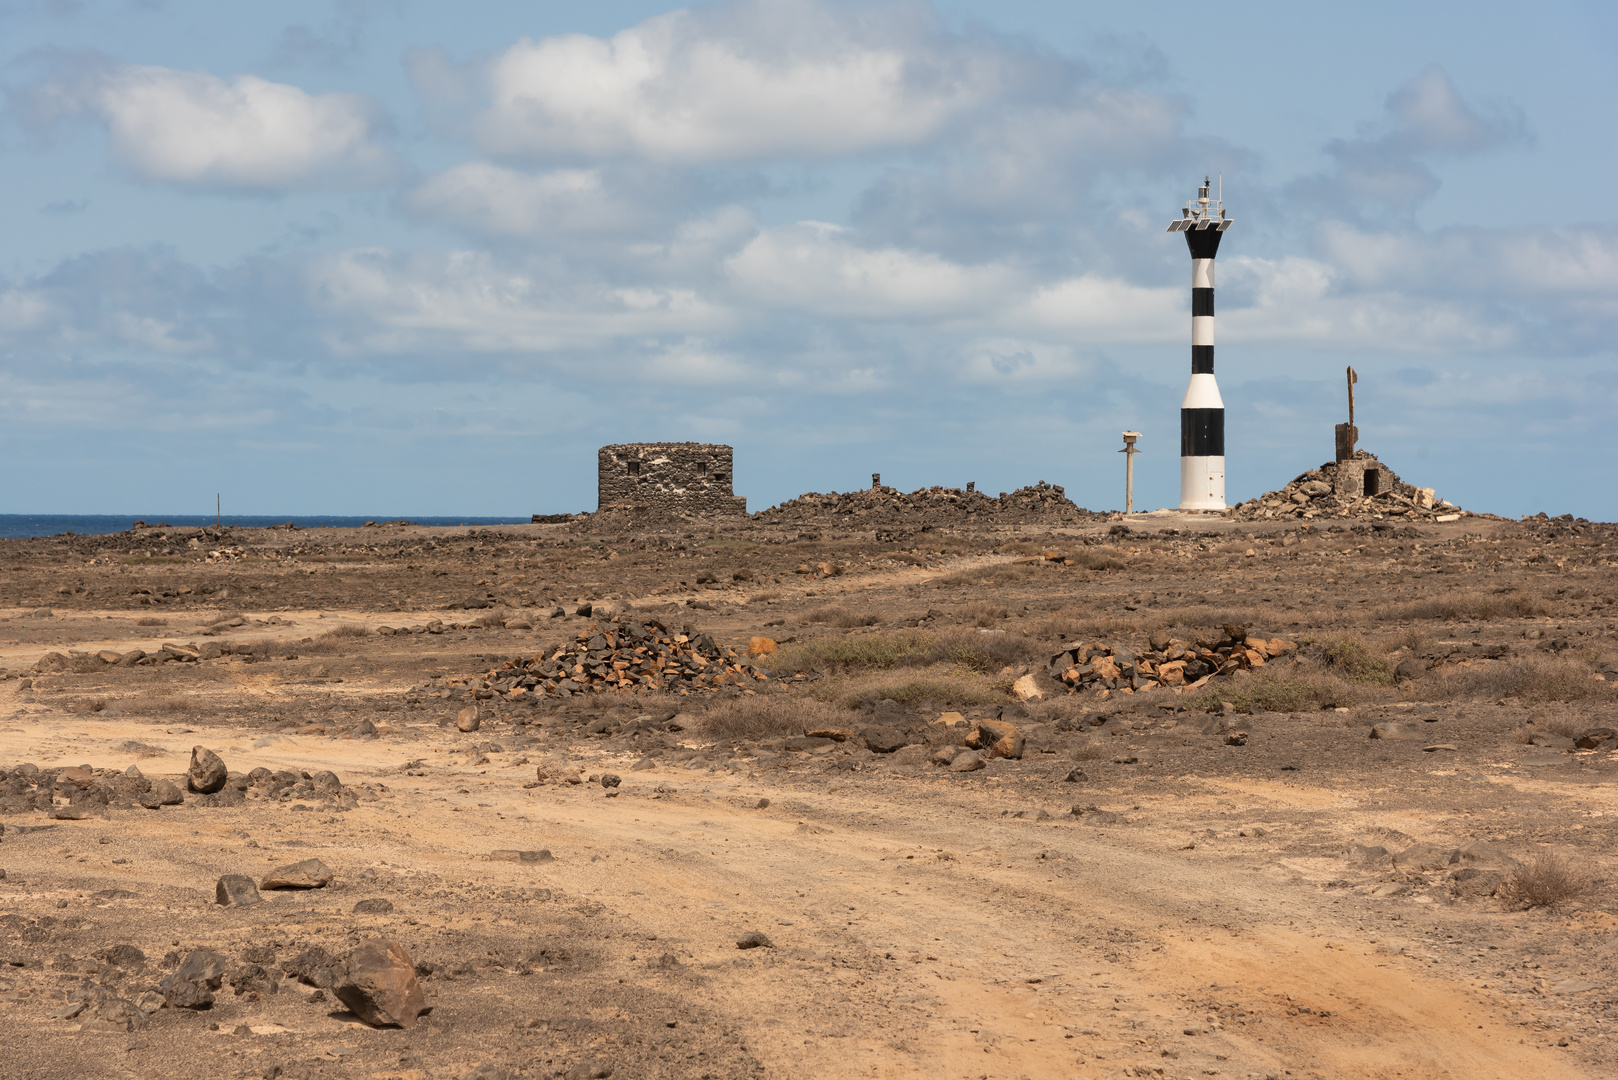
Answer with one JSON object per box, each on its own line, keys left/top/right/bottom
{"left": 215, "top": 874, "right": 262, "bottom": 906}
{"left": 489, "top": 850, "right": 553, "bottom": 863}
{"left": 970, "top": 718, "right": 1024, "bottom": 760}
{"left": 747, "top": 636, "right": 777, "bottom": 657}
{"left": 1421, "top": 744, "right": 1458, "bottom": 753}
{"left": 564, "top": 1062, "right": 613, "bottom": 1080}
{"left": 1063, "top": 768, "right": 1087, "bottom": 783}
{"left": 949, "top": 751, "right": 985, "bottom": 772}
{"left": 334, "top": 940, "right": 427, "bottom": 1029}
{"left": 1574, "top": 727, "right": 1618, "bottom": 750}
{"left": 1369, "top": 723, "right": 1421, "bottom": 741}
{"left": 600, "top": 774, "right": 621, "bottom": 789}
{"left": 456, "top": 706, "right": 481, "bottom": 733}
{"left": 160, "top": 948, "right": 227, "bottom": 1009}
{"left": 282, "top": 947, "right": 341, "bottom": 988}
{"left": 1394, "top": 658, "right": 1426, "bottom": 681}
{"left": 1392, "top": 843, "right": 1458, "bottom": 871}
{"left": 261, "top": 858, "right": 334, "bottom": 890}
{"left": 95, "top": 944, "right": 146, "bottom": 970}
{"left": 139, "top": 779, "right": 184, "bottom": 809}
{"left": 353, "top": 898, "right": 394, "bottom": 914}
{"left": 187, "top": 746, "right": 228, "bottom": 794}
{"left": 860, "top": 726, "right": 908, "bottom": 754}
{"left": 1011, "top": 674, "right": 1043, "bottom": 702}
{"left": 736, "top": 931, "right": 773, "bottom": 949}
{"left": 890, "top": 745, "right": 931, "bottom": 768}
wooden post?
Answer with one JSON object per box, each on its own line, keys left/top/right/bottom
{"left": 1335, "top": 367, "right": 1359, "bottom": 462}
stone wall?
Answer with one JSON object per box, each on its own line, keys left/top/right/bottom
{"left": 597, "top": 443, "right": 747, "bottom": 516}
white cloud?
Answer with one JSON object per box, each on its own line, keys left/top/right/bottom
{"left": 305, "top": 248, "right": 734, "bottom": 355}
{"left": 725, "top": 221, "right": 1015, "bottom": 318}
{"left": 404, "top": 163, "right": 643, "bottom": 238}
{"left": 29, "top": 61, "right": 391, "bottom": 190}
{"left": 468, "top": 0, "right": 1019, "bottom": 161}
{"left": 1014, "top": 275, "right": 1180, "bottom": 342}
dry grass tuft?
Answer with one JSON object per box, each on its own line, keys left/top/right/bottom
{"left": 764, "top": 629, "right": 1040, "bottom": 676}
{"left": 1314, "top": 635, "right": 1395, "bottom": 684}
{"left": 958, "top": 602, "right": 1010, "bottom": 627}
{"left": 814, "top": 669, "right": 1008, "bottom": 709}
{"left": 934, "top": 563, "right": 1041, "bottom": 587}
{"left": 1380, "top": 593, "right": 1547, "bottom": 622}
{"left": 1188, "top": 667, "right": 1364, "bottom": 713}
{"left": 122, "top": 692, "right": 195, "bottom": 713}
{"left": 1497, "top": 852, "right": 1592, "bottom": 909}
{"left": 699, "top": 696, "right": 850, "bottom": 741}
{"left": 1415, "top": 655, "right": 1613, "bottom": 705}
{"left": 804, "top": 605, "right": 881, "bottom": 628}
{"left": 306, "top": 624, "right": 374, "bottom": 653}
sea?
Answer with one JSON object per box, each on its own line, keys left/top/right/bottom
{"left": 0, "top": 515, "right": 537, "bottom": 540}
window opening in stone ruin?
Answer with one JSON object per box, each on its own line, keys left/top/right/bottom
{"left": 713, "top": 473, "right": 723, "bottom": 481}
{"left": 627, "top": 461, "right": 640, "bottom": 476}
{"left": 1364, "top": 469, "right": 1381, "bottom": 497}
{"left": 696, "top": 460, "right": 708, "bottom": 472}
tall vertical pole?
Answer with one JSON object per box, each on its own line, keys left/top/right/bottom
{"left": 1167, "top": 177, "right": 1231, "bottom": 510}
{"left": 1120, "top": 431, "right": 1140, "bottom": 514}
{"left": 216, "top": 493, "right": 221, "bottom": 528}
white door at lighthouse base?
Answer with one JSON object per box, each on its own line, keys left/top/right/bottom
{"left": 1180, "top": 456, "right": 1226, "bottom": 511}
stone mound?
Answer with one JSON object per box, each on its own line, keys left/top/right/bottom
{"left": 1229, "top": 451, "right": 1462, "bottom": 522}
{"left": 756, "top": 481, "right": 1102, "bottom": 526}
{"left": 449, "top": 616, "right": 772, "bottom": 700}
{"left": 1047, "top": 629, "right": 1296, "bottom": 697}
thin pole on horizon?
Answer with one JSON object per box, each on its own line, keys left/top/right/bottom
{"left": 216, "top": 494, "right": 220, "bottom": 528}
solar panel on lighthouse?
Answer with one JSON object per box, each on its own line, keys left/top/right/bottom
{"left": 1166, "top": 176, "right": 1233, "bottom": 511}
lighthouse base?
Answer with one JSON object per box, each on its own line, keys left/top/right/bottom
{"left": 1179, "top": 455, "right": 1226, "bottom": 510}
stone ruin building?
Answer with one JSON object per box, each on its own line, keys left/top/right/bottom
{"left": 597, "top": 443, "right": 747, "bottom": 516}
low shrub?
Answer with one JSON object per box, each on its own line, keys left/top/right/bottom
{"left": 699, "top": 696, "right": 850, "bottom": 741}
{"left": 1415, "top": 655, "right": 1613, "bottom": 705}
{"left": 1314, "top": 635, "right": 1395, "bottom": 684}
{"left": 1187, "top": 668, "right": 1363, "bottom": 713}
{"left": 804, "top": 605, "right": 881, "bottom": 628}
{"left": 1497, "top": 852, "right": 1591, "bottom": 909}
{"left": 1379, "top": 594, "right": 1546, "bottom": 622}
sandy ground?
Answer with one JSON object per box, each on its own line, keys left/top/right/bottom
{"left": 1, "top": 512, "right": 1615, "bottom": 1080}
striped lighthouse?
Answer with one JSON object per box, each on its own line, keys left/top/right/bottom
{"left": 1166, "top": 176, "right": 1232, "bottom": 510}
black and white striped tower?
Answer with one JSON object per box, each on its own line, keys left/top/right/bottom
{"left": 1166, "top": 176, "right": 1232, "bottom": 510}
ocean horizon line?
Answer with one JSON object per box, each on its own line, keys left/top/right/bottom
{"left": 0, "top": 513, "right": 563, "bottom": 541}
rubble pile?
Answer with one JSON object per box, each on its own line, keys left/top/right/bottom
{"left": 446, "top": 617, "right": 773, "bottom": 700}
{"left": 757, "top": 481, "right": 1101, "bottom": 526}
{"left": 0, "top": 752, "right": 361, "bottom": 818}
{"left": 1230, "top": 452, "right": 1463, "bottom": 522}
{"left": 1047, "top": 626, "right": 1295, "bottom": 697}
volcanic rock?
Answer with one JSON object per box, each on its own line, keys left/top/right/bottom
{"left": 187, "top": 747, "right": 228, "bottom": 794}
{"left": 334, "top": 940, "right": 427, "bottom": 1029}
{"left": 261, "top": 858, "right": 334, "bottom": 889}
{"left": 215, "top": 874, "right": 262, "bottom": 906}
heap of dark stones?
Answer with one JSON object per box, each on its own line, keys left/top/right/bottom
{"left": 1229, "top": 452, "right": 1463, "bottom": 522}
{"left": 0, "top": 746, "right": 362, "bottom": 818}
{"left": 445, "top": 616, "right": 773, "bottom": 701}
{"left": 1046, "top": 626, "right": 1296, "bottom": 698}
{"left": 754, "top": 481, "right": 1102, "bottom": 526}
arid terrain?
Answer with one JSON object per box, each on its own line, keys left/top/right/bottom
{"left": 1, "top": 504, "right": 1616, "bottom": 1080}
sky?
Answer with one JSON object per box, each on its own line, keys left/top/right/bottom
{"left": 1, "top": 0, "right": 1614, "bottom": 519}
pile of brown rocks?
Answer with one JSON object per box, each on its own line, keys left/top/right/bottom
{"left": 1230, "top": 452, "right": 1463, "bottom": 522}
{"left": 756, "top": 481, "right": 1101, "bottom": 526}
{"left": 1046, "top": 626, "right": 1295, "bottom": 697}
{"left": 447, "top": 617, "right": 771, "bottom": 700}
